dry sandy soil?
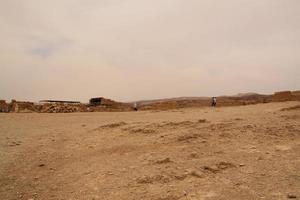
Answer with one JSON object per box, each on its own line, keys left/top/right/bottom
{"left": 0, "top": 101, "right": 299, "bottom": 200}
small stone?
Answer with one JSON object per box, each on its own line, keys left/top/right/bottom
{"left": 257, "top": 156, "right": 264, "bottom": 161}
{"left": 190, "top": 152, "right": 198, "bottom": 158}
{"left": 155, "top": 158, "right": 171, "bottom": 164}
{"left": 189, "top": 170, "right": 203, "bottom": 178}
{"left": 38, "top": 164, "right": 45, "bottom": 167}
{"left": 239, "top": 164, "right": 245, "bottom": 167}
{"left": 202, "top": 165, "right": 219, "bottom": 173}
{"left": 198, "top": 119, "right": 207, "bottom": 123}
{"left": 287, "top": 194, "right": 297, "bottom": 199}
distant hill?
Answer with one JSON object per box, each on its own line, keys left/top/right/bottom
{"left": 136, "top": 97, "right": 210, "bottom": 106}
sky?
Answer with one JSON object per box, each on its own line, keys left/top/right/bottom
{"left": 0, "top": 0, "right": 299, "bottom": 102}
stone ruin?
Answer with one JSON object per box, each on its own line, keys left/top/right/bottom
{"left": 38, "top": 100, "right": 87, "bottom": 113}
{"left": 88, "top": 97, "right": 133, "bottom": 112}
{"left": 0, "top": 100, "right": 37, "bottom": 113}
{"left": 0, "top": 100, "right": 9, "bottom": 112}
{"left": 0, "top": 98, "right": 134, "bottom": 113}
{"left": 0, "top": 91, "right": 299, "bottom": 113}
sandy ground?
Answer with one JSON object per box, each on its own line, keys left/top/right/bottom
{"left": 0, "top": 101, "right": 299, "bottom": 200}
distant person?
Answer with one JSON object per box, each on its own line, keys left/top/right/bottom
{"left": 133, "top": 102, "right": 138, "bottom": 111}
{"left": 211, "top": 97, "right": 217, "bottom": 107}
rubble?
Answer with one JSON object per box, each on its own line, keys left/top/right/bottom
{"left": 40, "top": 103, "right": 87, "bottom": 113}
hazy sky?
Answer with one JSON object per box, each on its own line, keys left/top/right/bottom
{"left": 0, "top": 0, "right": 299, "bottom": 102}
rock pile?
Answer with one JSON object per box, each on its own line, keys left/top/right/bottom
{"left": 40, "top": 103, "right": 87, "bottom": 113}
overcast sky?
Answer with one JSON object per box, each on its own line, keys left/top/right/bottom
{"left": 0, "top": 0, "right": 299, "bottom": 102}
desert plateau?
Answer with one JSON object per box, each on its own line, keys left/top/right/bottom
{"left": 1, "top": 101, "right": 299, "bottom": 200}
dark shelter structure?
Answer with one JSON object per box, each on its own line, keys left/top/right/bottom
{"left": 89, "top": 97, "right": 103, "bottom": 106}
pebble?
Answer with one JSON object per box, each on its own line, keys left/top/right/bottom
{"left": 257, "top": 156, "right": 264, "bottom": 161}
{"left": 189, "top": 170, "right": 203, "bottom": 178}
{"left": 287, "top": 194, "right": 297, "bottom": 199}
{"left": 190, "top": 152, "right": 198, "bottom": 158}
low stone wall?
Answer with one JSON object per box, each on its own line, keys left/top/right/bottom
{"left": 272, "top": 91, "right": 293, "bottom": 102}
{"left": 10, "top": 100, "right": 38, "bottom": 113}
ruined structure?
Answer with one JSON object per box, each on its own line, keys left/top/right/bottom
{"left": 9, "top": 100, "right": 38, "bottom": 113}
{"left": 89, "top": 97, "right": 116, "bottom": 106}
{"left": 0, "top": 100, "right": 9, "bottom": 112}
{"left": 88, "top": 97, "right": 133, "bottom": 111}
{"left": 39, "top": 100, "right": 86, "bottom": 113}
{"left": 0, "top": 90, "right": 299, "bottom": 113}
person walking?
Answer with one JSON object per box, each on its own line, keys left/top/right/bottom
{"left": 133, "top": 102, "right": 138, "bottom": 111}
{"left": 211, "top": 97, "right": 217, "bottom": 107}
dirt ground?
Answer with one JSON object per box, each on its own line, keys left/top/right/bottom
{"left": 0, "top": 101, "right": 299, "bottom": 200}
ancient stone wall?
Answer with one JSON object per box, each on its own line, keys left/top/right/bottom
{"left": 39, "top": 103, "right": 87, "bottom": 113}
{"left": 9, "top": 100, "right": 38, "bottom": 112}
{"left": 272, "top": 91, "right": 293, "bottom": 102}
